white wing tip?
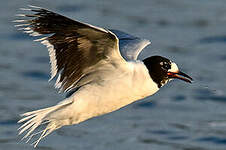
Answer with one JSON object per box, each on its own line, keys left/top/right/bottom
{"left": 19, "top": 5, "right": 42, "bottom": 12}
{"left": 12, "top": 20, "right": 27, "bottom": 23}
{"left": 27, "top": 5, "right": 43, "bottom": 9}
{"left": 34, "top": 37, "right": 48, "bottom": 42}
{"left": 14, "top": 24, "right": 30, "bottom": 27}
{"left": 30, "top": 32, "right": 42, "bottom": 36}
{"left": 15, "top": 14, "right": 26, "bottom": 17}
{"left": 40, "top": 40, "right": 58, "bottom": 79}
{"left": 54, "top": 74, "right": 63, "bottom": 88}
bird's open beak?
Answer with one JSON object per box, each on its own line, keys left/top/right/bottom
{"left": 167, "top": 71, "right": 193, "bottom": 83}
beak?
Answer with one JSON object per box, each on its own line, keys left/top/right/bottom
{"left": 167, "top": 71, "right": 193, "bottom": 83}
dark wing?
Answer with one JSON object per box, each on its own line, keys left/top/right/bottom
{"left": 109, "top": 29, "right": 151, "bottom": 61}
{"left": 14, "top": 5, "right": 125, "bottom": 93}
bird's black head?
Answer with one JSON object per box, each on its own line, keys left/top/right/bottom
{"left": 143, "top": 56, "right": 192, "bottom": 88}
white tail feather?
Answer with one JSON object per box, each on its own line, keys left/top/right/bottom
{"left": 18, "top": 100, "right": 73, "bottom": 147}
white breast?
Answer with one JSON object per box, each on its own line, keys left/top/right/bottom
{"left": 128, "top": 61, "right": 159, "bottom": 99}
{"left": 68, "top": 61, "right": 159, "bottom": 124}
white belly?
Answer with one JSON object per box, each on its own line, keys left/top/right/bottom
{"left": 69, "top": 61, "right": 159, "bottom": 124}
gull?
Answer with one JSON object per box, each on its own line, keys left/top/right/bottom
{"left": 14, "top": 5, "right": 193, "bottom": 147}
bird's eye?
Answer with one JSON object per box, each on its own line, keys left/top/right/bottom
{"left": 160, "top": 62, "right": 171, "bottom": 70}
{"left": 163, "top": 63, "right": 171, "bottom": 70}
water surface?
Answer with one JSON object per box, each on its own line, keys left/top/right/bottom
{"left": 1, "top": 0, "right": 226, "bottom": 150}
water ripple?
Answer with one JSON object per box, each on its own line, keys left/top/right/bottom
{"left": 167, "top": 135, "right": 188, "bottom": 140}
{"left": 0, "top": 119, "right": 17, "bottom": 126}
{"left": 197, "top": 136, "right": 226, "bottom": 145}
{"left": 193, "top": 88, "right": 226, "bottom": 103}
{"left": 148, "top": 129, "right": 174, "bottom": 135}
{"left": 134, "top": 101, "right": 156, "bottom": 109}
{"left": 199, "top": 36, "right": 226, "bottom": 44}
{"left": 22, "top": 71, "right": 49, "bottom": 80}
{"left": 8, "top": 33, "right": 33, "bottom": 41}
{"left": 171, "top": 95, "right": 187, "bottom": 101}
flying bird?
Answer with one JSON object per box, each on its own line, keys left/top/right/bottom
{"left": 14, "top": 5, "right": 193, "bottom": 147}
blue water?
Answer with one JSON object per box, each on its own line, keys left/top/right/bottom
{"left": 1, "top": 0, "right": 226, "bottom": 150}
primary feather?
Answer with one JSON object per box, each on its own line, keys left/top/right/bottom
{"left": 15, "top": 5, "right": 124, "bottom": 93}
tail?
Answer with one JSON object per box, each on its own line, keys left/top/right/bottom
{"left": 18, "top": 99, "right": 73, "bottom": 147}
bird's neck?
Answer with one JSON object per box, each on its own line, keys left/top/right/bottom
{"left": 142, "top": 59, "right": 164, "bottom": 88}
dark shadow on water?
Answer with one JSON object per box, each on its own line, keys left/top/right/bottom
{"left": 167, "top": 135, "right": 188, "bottom": 140}
{"left": 171, "top": 95, "right": 187, "bottom": 102}
{"left": 169, "top": 123, "right": 190, "bottom": 131}
{"left": 0, "top": 119, "right": 17, "bottom": 126}
{"left": 22, "top": 71, "right": 49, "bottom": 80}
{"left": 148, "top": 129, "right": 174, "bottom": 135}
{"left": 8, "top": 33, "right": 34, "bottom": 41}
{"left": 218, "top": 55, "right": 226, "bottom": 61}
{"left": 196, "top": 136, "right": 226, "bottom": 145}
{"left": 134, "top": 101, "right": 156, "bottom": 109}
{"left": 199, "top": 36, "right": 226, "bottom": 44}
{"left": 193, "top": 88, "right": 226, "bottom": 103}
{"left": 0, "top": 138, "right": 15, "bottom": 144}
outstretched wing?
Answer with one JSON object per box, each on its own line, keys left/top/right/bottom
{"left": 14, "top": 5, "right": 125, "bottom": 93}
{"left": 109, "top": 29, "right": 151, "bottom": 61}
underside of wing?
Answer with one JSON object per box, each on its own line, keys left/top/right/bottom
{"left": 109, "top": 29, "right": 151, "bottom": 61}
{"left": 14, "top": 5, "right": 124, "bottom": 93}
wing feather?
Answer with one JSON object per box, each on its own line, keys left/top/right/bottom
{"left": 15, "top": 6, "right": 125, "bottom": 92}
{"left": 109, "top": 29, "right": 151, "bottom": 61}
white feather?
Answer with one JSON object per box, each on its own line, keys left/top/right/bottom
{"left": 15, "top": 14, "right": 26, "bottom": 17}
{"left": 41, "top": 40, "right": 58, "bottom": 79}
{"left": 55, "top": 74, "right": 63, "bottom": 88}
{"left": 34, "top": 37, "right": 48, "bottom": 42}
{"left": 23, "top": 27, "right": 31, "bottom": 30}
{"left": 169, "top": 62, "right": 179, "bottom": 72}
{"left": 28, "top": 5, "right": 43, "bottom": 9}
{"left": 24, "top": 30, "right": 33, "bottom": 34}
{"left": 18, "top": 99, "right": 73, "bottom": 147}
{"left": 14, "top": 24, "right": 30, "bottom": 27}
{"left": 13, "top": 20, "right": 26, "bottom": 23}
{"left": 18, "top": 61, "right": 160, "bottom": 147}
{"left": 30, "top": 32, "right": 42, "bottom": 36}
